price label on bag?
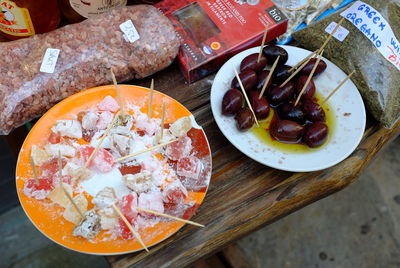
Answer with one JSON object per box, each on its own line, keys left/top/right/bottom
{"left": 325, "top": 22, "right": 349, "bottom": 42}
{"left": 120, "top": 20, "right": 140, "bottom": 43}
{"left": 40, "top": 48, "right": 60, "bottom": 74}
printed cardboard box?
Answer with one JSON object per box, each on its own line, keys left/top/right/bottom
{"left": 156, "top": 0, "right": 288, "bottom": 82}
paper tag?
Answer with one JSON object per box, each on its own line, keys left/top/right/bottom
{"left": 341, "top": 1, "right": 400, "bottom": 71}
{"left": 40, "top": 48, "right": 60, "bottom": 74}
{"left": 119, "top": 20, "right": 140, "bottom": 43}
{"left": 325, "top": 22, "right": 349, "bottom": 42}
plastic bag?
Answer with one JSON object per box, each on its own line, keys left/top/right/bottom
{"left": 292, "top": 0, "right": 400, "bottom": 128}
{"left": 273, "top": 0, "right": 332, "bottom": 41}
{"left": 0, "top": 5, "right": 179, "bottom": 135}
{"left": 305, "top": 0, "right": 335, "bottom": 25}
{"left": 330, "top": 0, "right": 343, "bottom": 8}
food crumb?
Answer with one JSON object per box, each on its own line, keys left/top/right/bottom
{"left": 344, "top": 113, "right": 351, "bottom": 116}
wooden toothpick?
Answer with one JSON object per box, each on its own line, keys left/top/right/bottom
{"left": 58, "top": 151, "right": 84, "bottom": 220}
{"left": 321, "top": 70, "right": 356, "bottom": 105}
{"left": 287, "top": 17, "right": 345, "bottom": 74}
{"left": 58, "top": 151, "right": 63, "bottom": 187}
{"left": 259, "top": 55, "right": 280, "bottom": 99}
{"left": 319, "top": 17, "right": 345, "bottom": 52}
{"left": 284, "top": 49, "right": 319, "bottom": 87}
{"left": 84, "top": 111, "right": 120, "bottom": 169}
{"left": 137, "top": 207, "right": 205, "bottom": 228}
{"left": 294, "top": 50, "right": 324, "bottom": 107}
{"left": 114, "top": 139, "right": 178, "bottom": 163}
{"left": 110, "top": 68, "right": 125, "bottom": 115}
{"left": 147, "top": 79, "right": 154, "bottom": 120}
{"left": 257, "top": 24, "right": 269, "bottom": 63}
{"left": 288, "top": 49, "right": 319, "bottom": 74}
{"left": 29, "top": 155, "right": 39, "bottom": 186}
{"left": 112, "top": 203, "right": 149, "bottom": 252}
{"left": 159, "top": 102, "right": 166, "bottom": 142}
{"left": 232, "top": 66, "right": 259, "bottom": 127}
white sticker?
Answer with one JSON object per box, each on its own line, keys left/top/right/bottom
{"left": 40, "top": 48, "right": 60, "bottom": 74}
{"left": 325, "top": 22, "right": 349, "bottom": 42}
{"left": 119, "top": 20, "right": 140, "bottom": 43}
{"left": 341, "top": 1, "right": 400, "bottom": 71}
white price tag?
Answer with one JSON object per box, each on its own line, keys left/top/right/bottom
{"left": 119, "top": 20, "right": 140, "bottom": 43}
{"left": 40, "top": 48, "right": 60, "bottom": 74}
{"left": 325, "top": 22, "right": 349, "bottom": 42}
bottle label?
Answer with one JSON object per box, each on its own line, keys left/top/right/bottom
{"left": 0, "top": 0, "right": 35, "bottom": 37}
{"left": 69, "top": 0, "right": 127, "bottom": 18}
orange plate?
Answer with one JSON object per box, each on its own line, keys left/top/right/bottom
{"left": 16, "top": 85, "right": 212, "bottom": 255}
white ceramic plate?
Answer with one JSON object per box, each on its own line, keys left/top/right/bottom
{"left": 210, "top": 45, "right": 366, "bottom": 172}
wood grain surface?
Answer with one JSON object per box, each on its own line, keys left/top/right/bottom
{"left": 98, "top": 62, "right": 397, "bottom": 268}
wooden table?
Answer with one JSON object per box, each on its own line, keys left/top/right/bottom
{"left": 103, "top": 61, "right": 400, "bottom": 268}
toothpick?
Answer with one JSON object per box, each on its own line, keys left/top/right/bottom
{"left": 259, "top": 55, "right": 280, "bottom": 99}
{"left": 284, "top": 49, "right": 319, "bottom": 86}
{"left": 29, "top": 155, "right": 39, "bottom": 186}
{"left": 112, "top": 203, "right": 149, "bottom": 252}
{"left": 257, "top": 24, "right": 269, "bottom": 63}
{"left": 232, "top": 66, "right": 259, "bottom": 127}
{"left": 137, "top": 207, "right": 204, "bottom": 228}
{"left": 287, "top": 17, "right": 345, "bottom": 74}
{"left": 321, "top": 70, "right": 356, "bottom": 105}
{"left": 84, "top": 112, "right": 120, "bottom": 169}
{"left": 110, "top": 68, "right": 125, "bottom": 115}
{"left": 319, "top": 17, "right": 345, "bottom": 52}
{"left": 58, "top": 151, "right": 84, "bottom": 220}
{"left": 294, "top": 50, "right": 324, "bottom": 107}
{"left": 114, "top": 139, "right": 178, "bottom": 163}
{"left": 288, "top": 49, "right": 319, "bottom": 74}
{"left": 147, "top": 79, "right": 154, "bottom": 120}
{"left": 58, "top": 151, "right": 63, "bottom": 187}
{"left": 159, "top": 102, "right": 166, "bottom": 142}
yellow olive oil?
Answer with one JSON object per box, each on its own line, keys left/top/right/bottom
{"left": 251, "top": 94, "right": 335, "bottom": 154}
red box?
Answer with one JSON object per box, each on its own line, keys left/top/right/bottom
{"left": 156, "top": 0, "right": 288, "bottom": 83}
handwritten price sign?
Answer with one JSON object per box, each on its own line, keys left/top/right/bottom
{"left": 40, "top": 48, "right": 60, "bottom": 74}
{"left": 341, "top": 1, "right": 400, "bottom": 71}
{"left": 120, "top": 20, "right": 140, "bottom": 44}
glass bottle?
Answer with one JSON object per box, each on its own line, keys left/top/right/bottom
{"left": 0, "top": 0, "right": 60, "bottom": 40}
{"left": 59, "top": 0, "right": 128, "bottom": 23}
